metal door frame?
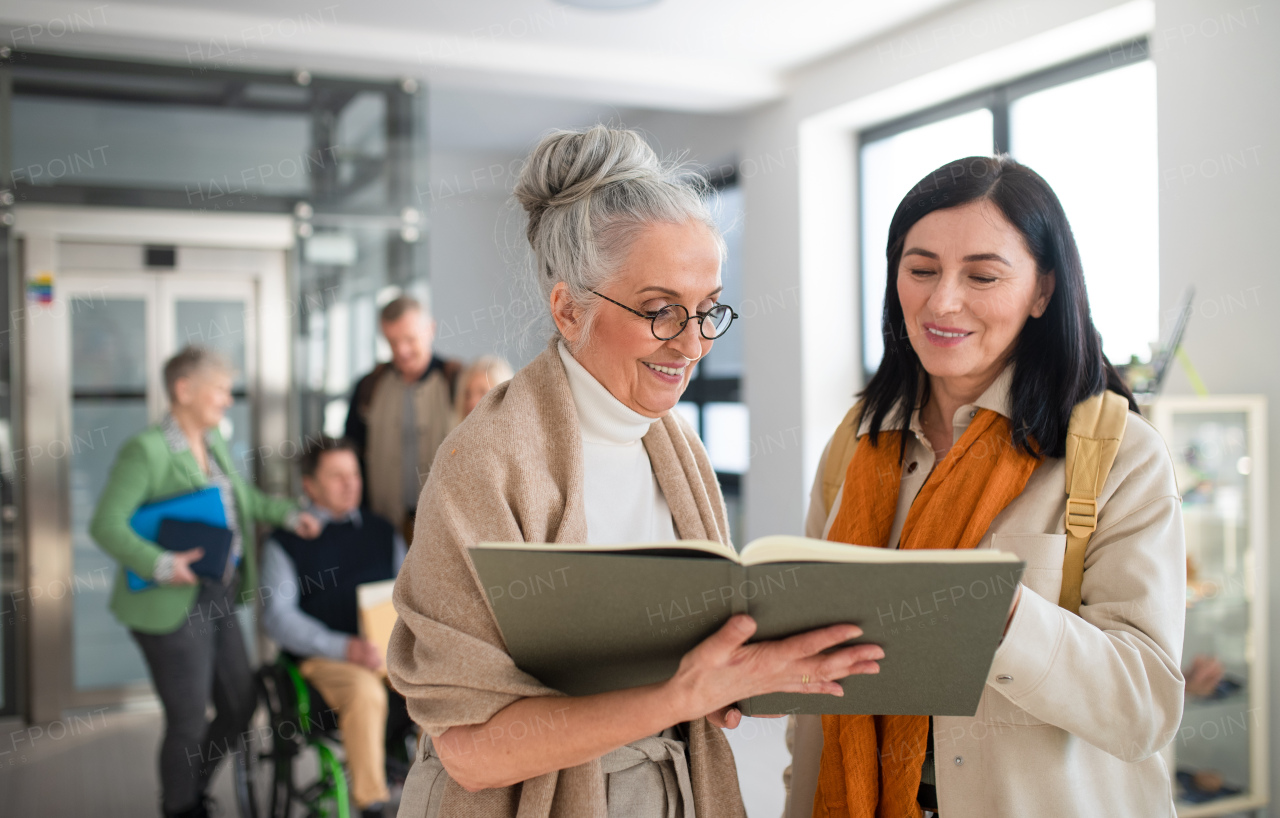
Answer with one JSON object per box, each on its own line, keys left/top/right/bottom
{"left": 15, "top": 205, "right": 292, "bottom": 723}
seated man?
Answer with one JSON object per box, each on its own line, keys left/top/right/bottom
{"left": 261, "top": 435, "right": 413, "bottom": 818}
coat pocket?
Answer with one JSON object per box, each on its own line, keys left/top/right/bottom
{"left": 990, "top": 532, "right": 1067, "bottom": 605}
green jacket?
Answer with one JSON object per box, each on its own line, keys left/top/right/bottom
{"left": 89, "top": 424, "right": 297, "bottom": 634}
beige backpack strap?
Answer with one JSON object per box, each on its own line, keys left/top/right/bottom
{"left": 822, "top": 402, "right": 864, "bottom": 517}
{"left": 1059, "top": 391, "right": 1129, "bottom": 614}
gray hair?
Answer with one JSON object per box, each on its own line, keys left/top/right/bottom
{"left": 163, "top": 345, "right": 232, "bottom": 402}
{"left": 512, "top": 125, "right": 725, "bottom": 349}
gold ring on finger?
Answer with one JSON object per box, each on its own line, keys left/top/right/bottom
{"left": 802, "top": 674, "right": 811, "bottom": 684}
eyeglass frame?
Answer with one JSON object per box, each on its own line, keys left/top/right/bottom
{"left": 589, "top": 290, "right": 739, "bottom": 341}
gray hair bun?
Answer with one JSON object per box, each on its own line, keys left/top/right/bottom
{"left": 513, "top": 125, "right": 723, "bottom": 343}
{"left": 514, "top": 126, "right": 662, "bottom": 238}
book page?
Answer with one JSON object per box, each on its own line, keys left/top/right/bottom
{"left": 739, "top": 535, "right": 1021, "bottom": 566}
{"left": 472, "top": 539, "right": 740, "bottom": 562}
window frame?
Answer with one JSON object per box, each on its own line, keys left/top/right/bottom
{"left": 857, "top": 37, "right": 1151, "bottom": 381}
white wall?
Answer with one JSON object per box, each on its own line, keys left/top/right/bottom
{"left": 426, "top": 145, "right": 542, "bottom": 369}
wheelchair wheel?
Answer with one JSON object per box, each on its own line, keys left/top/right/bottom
{"left": 236, "top": 664, "right": 300, "bottom": 817}
{"left": 236, "top": 663, "right": 352, "bottom": 818}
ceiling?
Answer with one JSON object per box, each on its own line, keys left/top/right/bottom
{"left": 1, "top": 0, "right": 966, "bottom": 111}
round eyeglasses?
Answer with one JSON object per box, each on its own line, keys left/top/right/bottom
{"left": 591, "top": 290, "right": 738, "bottom": 341}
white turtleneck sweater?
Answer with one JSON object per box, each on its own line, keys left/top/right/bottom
{"left": 558, "top": 342, "right": 678, "bottom": 546}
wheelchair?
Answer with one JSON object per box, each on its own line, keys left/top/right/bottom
{"left": 235, "top": 655, "right": 419, "bottom": 818}
{"left": 234, "top": 656, "right": 351, "bottom": 818}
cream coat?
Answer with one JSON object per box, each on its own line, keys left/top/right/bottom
{"left": 786, "top": 369, "right": 1186, "bottom": 818}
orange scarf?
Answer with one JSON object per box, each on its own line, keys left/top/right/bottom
{"left": 814, "top": 409, "right": 1039, "bottom": 818}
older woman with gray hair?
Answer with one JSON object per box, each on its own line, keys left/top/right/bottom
{"left": 90, "top": 346, "right": 321, "bottom": 818}
{"left": 388, "top": 125, "right": 884, "bottom": 817}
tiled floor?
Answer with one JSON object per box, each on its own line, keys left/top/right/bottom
{"left": 0, "top": 702, "right": 243, "bottom": 818}
{"left": 0, "top": 701, "right": 393, "bottom": 818}
{"left": 0, "top": 703, "right": 790, "bottom": 818}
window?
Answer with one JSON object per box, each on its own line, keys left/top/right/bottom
{"left": 860, "top": 109, "right": 993, "bottom": 372}
{"left": 1009, "top": 61, "right": 1158, "bottom": 364}
{"left": 858, "top": 41, "right": 1156, "bottom": 375}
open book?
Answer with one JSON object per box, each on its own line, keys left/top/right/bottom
{"left": 469, "top": 536, "right": 1023, "bottom": 716}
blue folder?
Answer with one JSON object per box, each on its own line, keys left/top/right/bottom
{"left": 126, "top": 486, "right": 228, "bottom": 591}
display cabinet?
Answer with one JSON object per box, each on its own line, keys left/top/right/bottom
{"left": 1149, "top": 396, "right": 1268, "bottom": 816}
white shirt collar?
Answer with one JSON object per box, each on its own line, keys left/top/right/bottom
{"left": 558, "top": 341, "right": 658, "bottom": 445}
{"left": 305, "top": 502, "right": 362, "bottom": 527}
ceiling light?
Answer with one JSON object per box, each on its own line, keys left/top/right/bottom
{"left": 553, "top": 0, "right": 662, "bottom": 10}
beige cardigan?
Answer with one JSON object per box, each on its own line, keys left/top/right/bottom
{"left": 387, "top": 341, "right": 747, "bottom": 818}
{"left": 787, "top": 370, "right": 1186, "bottom": 818}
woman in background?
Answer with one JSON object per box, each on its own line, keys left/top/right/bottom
{"left": 454, "top": 354, "right": 514, "bottom": 422}
{"left": 91, "top": 346, "right": 320, "bottom": 818}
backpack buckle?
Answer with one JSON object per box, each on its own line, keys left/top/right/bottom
{"left": 1066, "top": 497, "right": 1098, "bottom": 534}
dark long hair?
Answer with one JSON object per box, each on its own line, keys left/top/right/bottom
{"left": 861, "top": 155, "right": 1136, "bottom": 460}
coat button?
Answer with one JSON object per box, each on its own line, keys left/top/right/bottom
{"left": 969, "top": 410, "right": 977, "bottom": 419}
{"left": 906, "top": 461, "right": 918, "bottom": 474}
{"left": 996, "top": 674, "right": 1013, "bottom": 684}
{"left": 954, "top": 756, "right": 963, "bottom": 766}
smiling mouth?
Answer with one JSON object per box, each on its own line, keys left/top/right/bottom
{"left": 926, "top": 326, "right": 972, "bottom": 339}
{"left": 644, "top": 362, "right": 685, "bottom": 377}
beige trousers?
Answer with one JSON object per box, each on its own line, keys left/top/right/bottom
{"left": 396, "top": 732, "right": 693, "bottom": 817}
{"left": 298, "top": 656, "right": 390, "bottom": 808}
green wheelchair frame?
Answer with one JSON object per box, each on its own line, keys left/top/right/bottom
{"left": 235, "top": 656, "right": 351, "bottom": 818}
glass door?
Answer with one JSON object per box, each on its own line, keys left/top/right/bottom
{"left": 62, "top": 273, "right": 259, "bottom": 701}
{"left": 64, "top": 276, "right": 158, "bottom": 693}
{"left": 162, "top": 277, "right": 258, "bottom": 480}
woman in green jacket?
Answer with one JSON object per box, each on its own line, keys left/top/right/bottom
{"left": 91, "top": 346, "right": 320, "bottom": 818}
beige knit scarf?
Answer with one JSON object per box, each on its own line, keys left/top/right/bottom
{"left": 387, "top": 340, "right": 747, "bottom": 818}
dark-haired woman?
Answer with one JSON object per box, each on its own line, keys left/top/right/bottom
{"left": 786, "top": 156, "right": 1185, "bottom": 818}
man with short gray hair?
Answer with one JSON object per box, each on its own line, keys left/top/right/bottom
{"left": 344, "top": 295, "right": 460, "bottom": 545}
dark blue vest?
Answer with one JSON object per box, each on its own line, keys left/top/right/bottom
{"left": 273, "top": 512, "right": 396, "bottom": 638}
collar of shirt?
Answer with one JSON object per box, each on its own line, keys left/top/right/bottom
{"left": 160, "top": 412, "right": 213, "bottom": 454}
{"left": 304, "top": 503, "right": 362, "bottom": 528}
{"left": 856, "top": 364, "right": 1014, "bottom": 444}
{"left": 557, "top": 341, "right": 658, "bottom": 446}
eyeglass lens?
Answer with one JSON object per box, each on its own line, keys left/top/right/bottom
{"left": 652, "top": 304, "right": 734, "bottom": 340}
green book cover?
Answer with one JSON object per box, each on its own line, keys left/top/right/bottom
{"left": 469, "top": 536, "right": 1024, "bottom": 716}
